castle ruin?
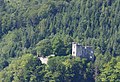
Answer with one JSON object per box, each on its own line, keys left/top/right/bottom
{"left": 72, "top": 42, "right": 94, "bottom": 61}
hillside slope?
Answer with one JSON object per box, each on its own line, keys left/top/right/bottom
{"left": 0, "top": 0, "right": 120, "bottom": 59}
{"left": 0, "top": 0, "right": 120, "bottom": 81}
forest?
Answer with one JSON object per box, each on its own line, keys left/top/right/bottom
{"left": 0, "top": 0, "right": 120, "bottom": 82}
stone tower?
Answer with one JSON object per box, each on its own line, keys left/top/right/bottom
{"left": 72, "top": 42, "right": 77, "bottom": 56}
{"left": 72, "top": 42, "right": 82, "bottom": 57}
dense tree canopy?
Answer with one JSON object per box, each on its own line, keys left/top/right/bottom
{"left": 0, "top": 0, "right": 120, "bottom": 82}
{"left": 0, "top": 0, "right": 120, "bottom": 58}
{"left": 97, "top": 56, "right": 120, "bottom": 82}
{"left": 46, "top": 56, "right": 94, "bottom": 82}
{"left": 0, "top": 54, "right": 44, "bottom": 82}
{"left": 35, "top": 39, "right": 52, "bottom": 57}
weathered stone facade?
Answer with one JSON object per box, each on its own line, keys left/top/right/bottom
{"left": 72, "top": 42, "right": 94, "bottom": 61}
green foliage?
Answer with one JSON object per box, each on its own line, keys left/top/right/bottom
{"left": 36, "top": 39, "right": 52, "bottom": 57}
{"left": 0, "top": 58, "right": 9, "bottom": 71}
{"left": 97, "top": 56, "right": 120, "bottom": 82}
{"left": 0, "top": 54, "right": 44, "bottom": 82}
{"left": 0, "top": 0, "right": 120, "bottom": 58}
{"left": 0, "top": 0, "right": 120, "bottom": 81}
{"left": 46, "top": 56, "right": 94, "bottom": 82}
{"left": 52, "top": 35, "right": 66, "bottom": 56}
